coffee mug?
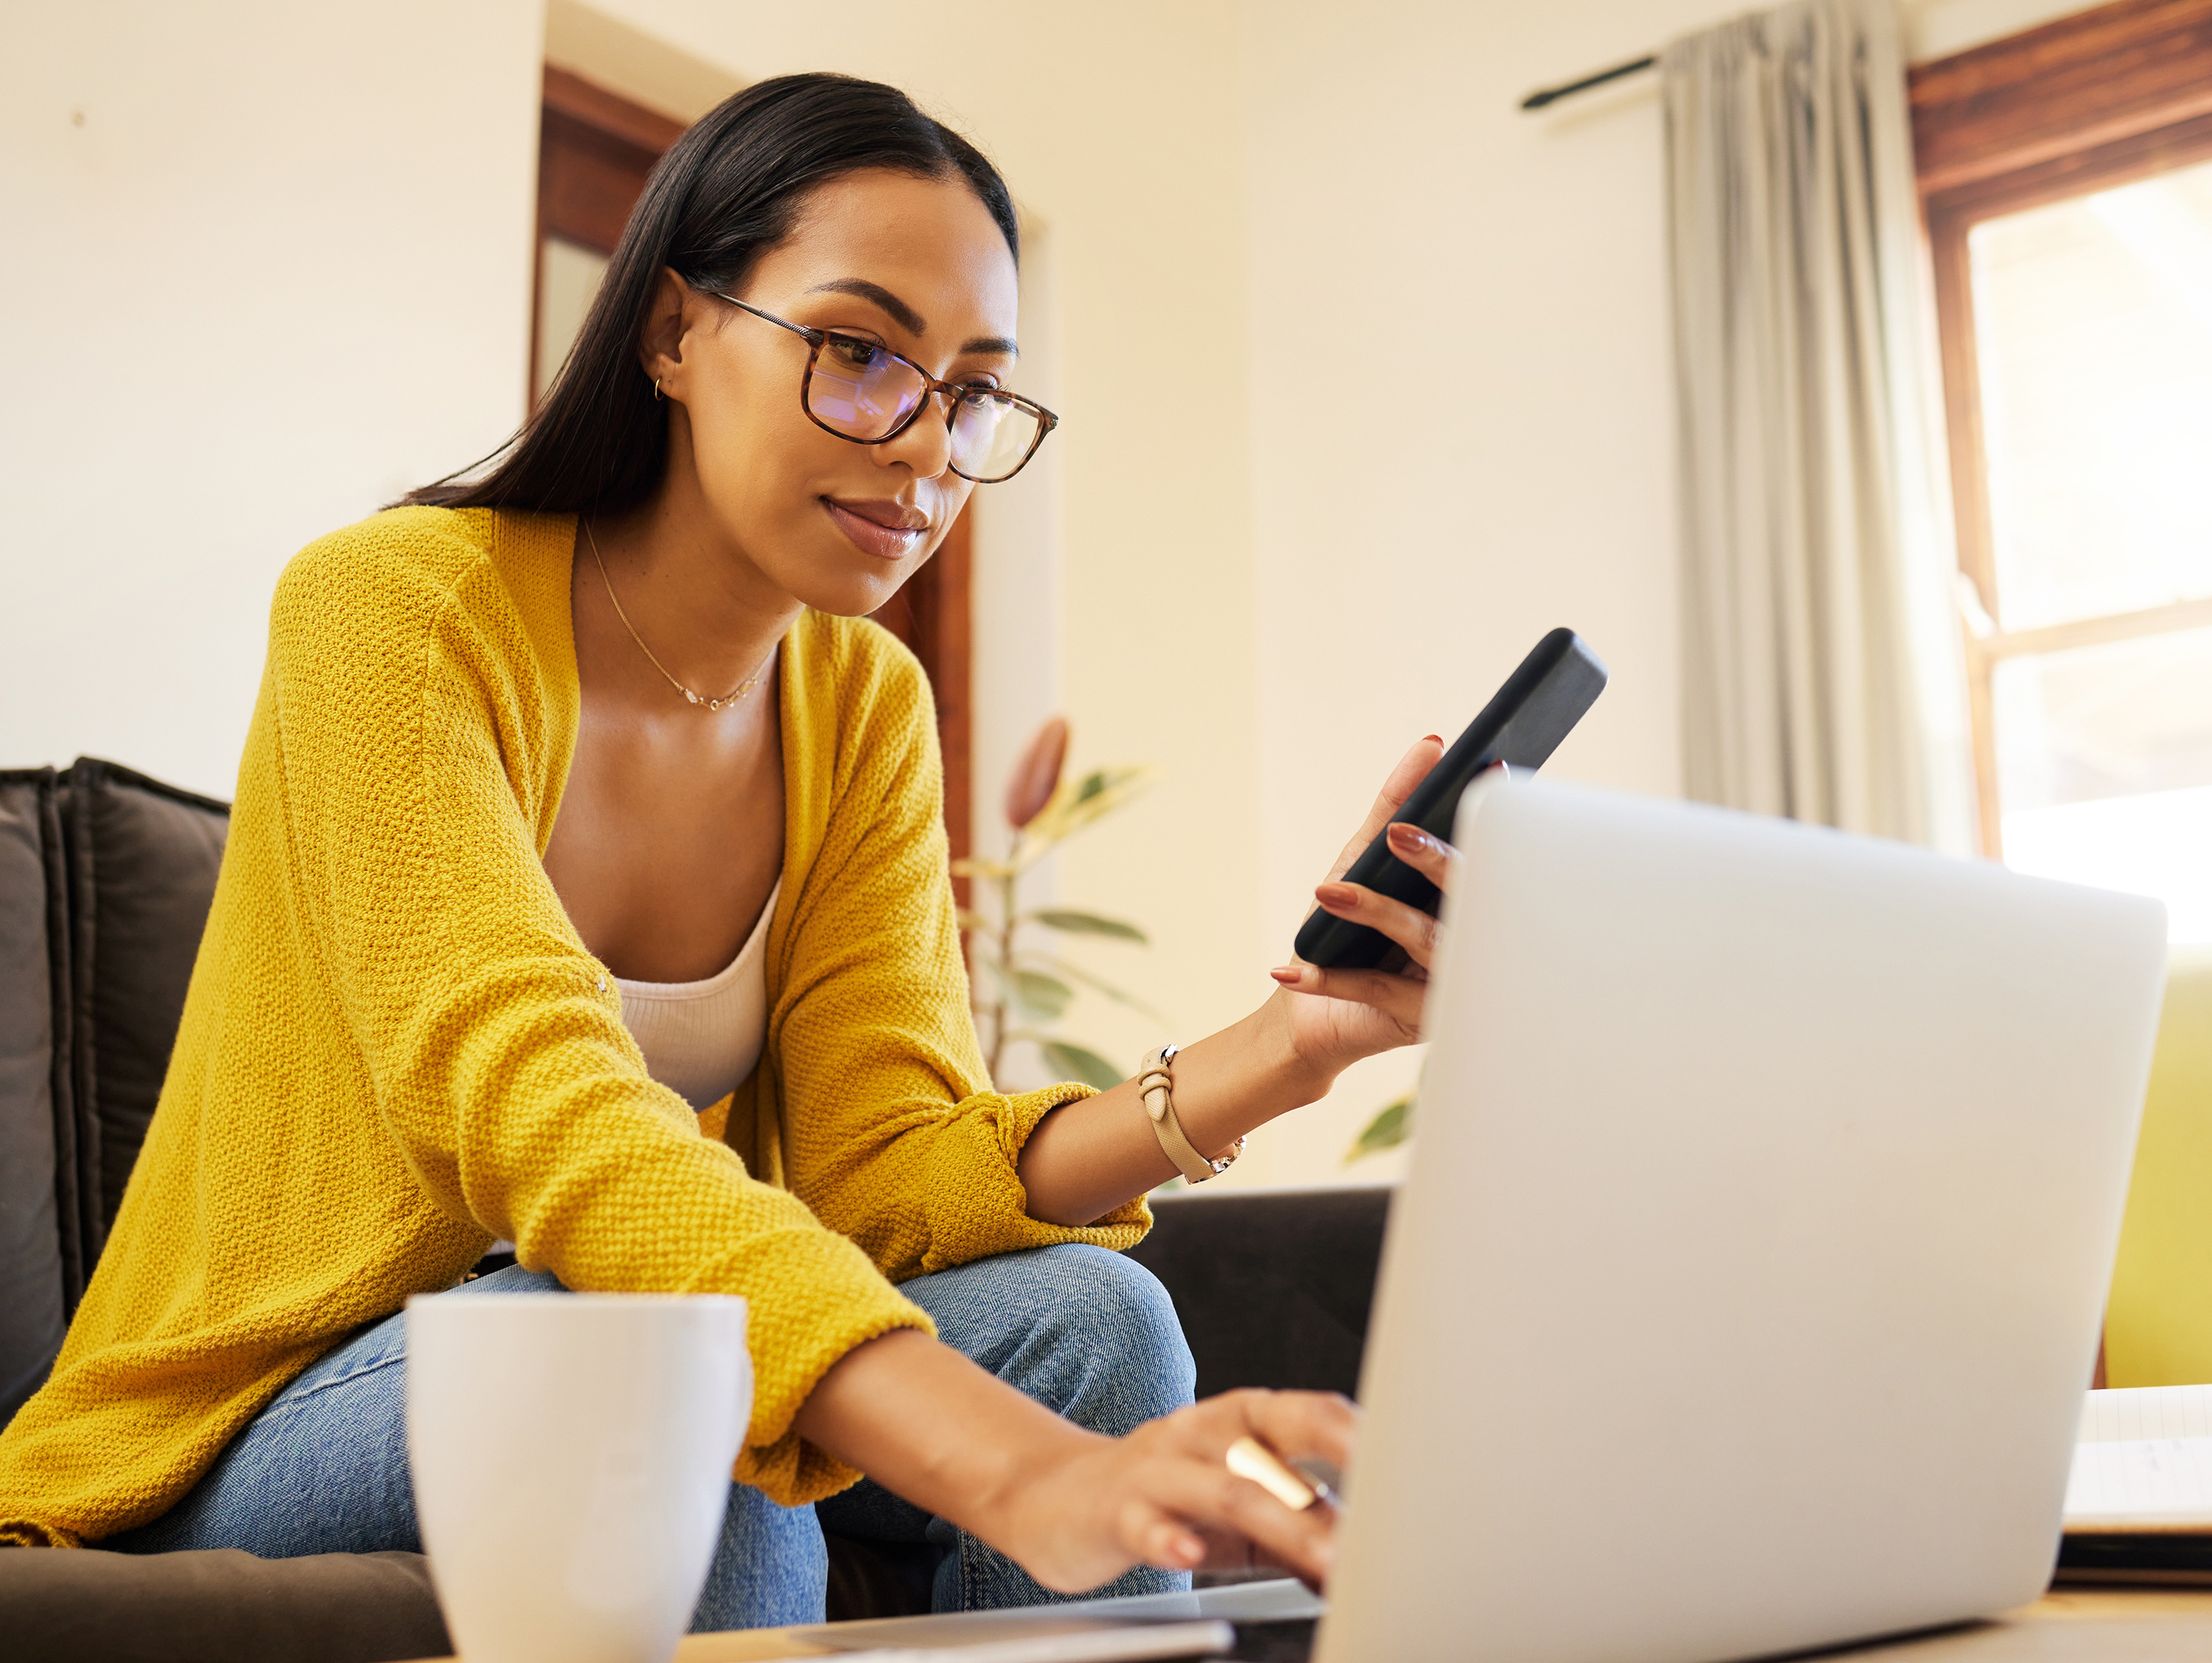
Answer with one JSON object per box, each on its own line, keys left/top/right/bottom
{"left": 406, "top": 1291, "right": 751, "bottom": 1663}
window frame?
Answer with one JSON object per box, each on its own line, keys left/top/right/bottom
{"left": 1911, "top": 0, "right": 2212, "bottom": 855}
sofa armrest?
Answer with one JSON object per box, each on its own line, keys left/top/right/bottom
{"left": 0, "top": 1545, "right": 448, "bottom": 1663}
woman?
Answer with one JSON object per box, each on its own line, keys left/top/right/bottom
{"left": 0, "top": 73, "right": 1457, "bottom": 1628}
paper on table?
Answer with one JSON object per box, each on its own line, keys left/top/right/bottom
{"left": 2067, "top": 1439, "right": 2212, "bottom": 1528}
{"left": 2067, "top": 1387, "right": 2212, "bottom": 1532}
{"left": 2078, "top": 1384, "right": 2212, "bottom": 1443}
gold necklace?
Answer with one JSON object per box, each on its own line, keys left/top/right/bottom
{"left": 585, "top": 520, "right": 767, "bottom": 711}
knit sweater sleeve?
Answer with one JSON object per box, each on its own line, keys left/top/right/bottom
{"left": 772, "top": 625, "right": 1150, "bottom": 1283}
{"left": 274, "top": 528, "right": 927, "bottom": 1505}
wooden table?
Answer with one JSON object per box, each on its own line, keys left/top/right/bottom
{"left": 404, "top": 1588, "right": 2212, "bottom": 1662}
{"left": 1851, "top": 1591, "right": 2212, "bottom": 1661}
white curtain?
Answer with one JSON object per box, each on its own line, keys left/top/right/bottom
{"left": 1663, "top": 0, "right": 1975, "bottom": 851}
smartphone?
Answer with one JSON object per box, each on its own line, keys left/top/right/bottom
{"left": 1292, "top": 629, "right": 1608, "bottom": 971}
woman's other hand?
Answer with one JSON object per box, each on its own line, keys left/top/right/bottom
{"left": 1267, "top": 736, "right": 1462, "bottom": 1073}
{"left": 994, "top": 1388, "right": 1359, "bottom": 1594}
{"left": 797, "top": 1332, "right": 1358, "bottom": 1600}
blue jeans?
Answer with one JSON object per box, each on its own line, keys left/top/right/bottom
{"left": 109, "top": 1244, "right": 1196, "bottom": 1630}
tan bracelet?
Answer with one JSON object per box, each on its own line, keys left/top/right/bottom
{"left": 1138, "top": 1044, "right": 1245, "bottom": 1184}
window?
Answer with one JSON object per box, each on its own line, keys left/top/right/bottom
{"left": 1914, "top": 0, "right": 2212, "bottom": 938}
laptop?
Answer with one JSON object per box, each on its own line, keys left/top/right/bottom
{"left": 1321, "top": 773, "right": 2166, "bottom": 1662}
{"left": 803, "top": 776, "right": 2169, "bottom": 1663}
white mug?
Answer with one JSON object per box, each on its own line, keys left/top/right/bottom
{"left": 406, "top": 1291, "right": 751, "bottom": 1663}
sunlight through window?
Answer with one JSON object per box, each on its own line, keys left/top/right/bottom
{"left": 1964, "top": 157, "right": 2212, "bottom": 940}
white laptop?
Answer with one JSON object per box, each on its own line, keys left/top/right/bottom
{"left": 802, "top": 776, "right": 2168, "bottom": 1663}
{"left": 1320, "top": 773, "right": 2168, "bottom": 1663}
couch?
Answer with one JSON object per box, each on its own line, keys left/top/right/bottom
{"left": 1, "top": 759, "right": 231, "bottom": 1426}
{"left": 0, "top": 757, "right": 1394, "bottom": 1662}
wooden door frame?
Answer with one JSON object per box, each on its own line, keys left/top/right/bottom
{"left": 866, "top": 508, "right": 975, "bottom": 893}
{"left": 532, "top": 66, "right": 685, "bottom": 402}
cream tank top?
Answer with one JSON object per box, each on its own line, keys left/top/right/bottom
{"left": 613, "top": 878, "right": 782, "bottom": 1112}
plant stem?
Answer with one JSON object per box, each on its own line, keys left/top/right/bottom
{"left": 987, "top": 861, "right": 1018, "bottom": 1081}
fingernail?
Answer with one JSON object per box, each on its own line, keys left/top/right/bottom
{"left": 1422, "top": 733, "right": 1442, "bottom": 745}
{"left": 1315, "top": 882, "right": 1357, "bottom": 909}
{"left": 1385, "top": 822, "right": 1432, "bottom": 854}
{"left": 1270, "top": 965, "right": 1304, "bottom": 984}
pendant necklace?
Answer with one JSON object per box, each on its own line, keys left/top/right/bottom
{"left": 585, "top": 519, "right": 768, "bottom": 711}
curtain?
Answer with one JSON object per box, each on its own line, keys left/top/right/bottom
{"left": 1663, "top": 0, "right": 1974, "bottom": 850}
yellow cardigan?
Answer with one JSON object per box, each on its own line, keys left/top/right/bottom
{"left": 0, "top": 507, "right": 1146, "bottom": 1548}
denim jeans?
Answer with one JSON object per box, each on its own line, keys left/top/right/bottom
{"left": 110, "top": 1242, "right": 1197, "bottom": 1630}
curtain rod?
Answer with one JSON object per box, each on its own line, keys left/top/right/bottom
{"left": 1519, "top": 53, "right": 1657, "bottom": 111}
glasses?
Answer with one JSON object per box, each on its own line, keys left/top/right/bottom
{"left": 709, "top": 292, "right": 1059, "bottom": 484}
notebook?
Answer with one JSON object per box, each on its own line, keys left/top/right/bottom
{"left": 2061, "top": 1384, "right": 2212, "bottom": 1583}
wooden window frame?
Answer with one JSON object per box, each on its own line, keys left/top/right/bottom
{"left": 530, "top": 66, "right": 973, "bottom": 876}
{"left": 1911, "top": 0, "right": 2212, "bottom": 855}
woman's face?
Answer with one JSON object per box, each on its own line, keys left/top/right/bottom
{"left": 645, "top": 168, "right": 1022, "bottom": 618}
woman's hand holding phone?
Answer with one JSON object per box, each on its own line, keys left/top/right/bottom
{"left": 1267, "top": 736, "right": 1464, "bottom": 1072}
{"left": 1018, "top": 740, "right": 1470, "bottom": 1230}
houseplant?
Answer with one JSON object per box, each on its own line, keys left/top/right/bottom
{"left": 954, "top": 717, "right": 1158, "bottom": 1091}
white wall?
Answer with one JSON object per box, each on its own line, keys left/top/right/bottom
{"left": 1238, "top": 0, "right": 2098, "bottom": 1188}
{"left": 3, "top": 0, "right": 1268, "bottom": 1115}
{"left": 0, "top": 1, "right": 545, "bottom": 801}
{"left": 543, "top": 0, "right": 740, "bottom": 122}
{"left": 1905, "top": 0, "right": 2090, "bottom": 57}
{"left": 3, "top": 0, "right": 2094, "bottom": 1189}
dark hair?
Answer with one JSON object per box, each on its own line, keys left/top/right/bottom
{"left": 403, "top": 73, "right": 1018, "bottom": 514}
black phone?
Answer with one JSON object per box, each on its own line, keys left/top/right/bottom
{"left": 1293, "top": 628, "right": 1608, "bottom": 970}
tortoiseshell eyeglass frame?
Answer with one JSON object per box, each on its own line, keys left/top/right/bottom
{"left": 706, "top": 291, "right": 1060, "bottom": 484}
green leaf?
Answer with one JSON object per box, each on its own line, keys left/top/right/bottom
{"left": 1008, "top": 969, "right": 1074, "bottom": 1020}
{"left": 1025, "top": 909, "right": 1148, "bottom": 943}
{"left": 1344, "top": 1094, "right": 1414, "bottom": 1165}
{"left": 1014, "top": 766, "right": 1154, "bottom": 867}
{"left": 1040, "top": 1040, "right": 1127, "bottom": 1090}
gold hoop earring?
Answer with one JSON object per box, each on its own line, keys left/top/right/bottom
{"left": 652, "top": 378, "right": 664, "bottom": 401}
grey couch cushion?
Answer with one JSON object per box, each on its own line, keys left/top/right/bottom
{"left": 60, "top": 759, "right": 229, "bottom": 1248}
{"left": 0, "top": 772, "right": 70, "bottom": 1426}
{"left": 0, "top": 759, "right": 230, "bottom": 1433}
{"left": 0, "top": 1546, "right": 450, "bottom": 1663}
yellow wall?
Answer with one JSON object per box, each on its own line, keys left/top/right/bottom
{"left": 2106, "top": 950, "right": 2212, "bottom": 1386}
